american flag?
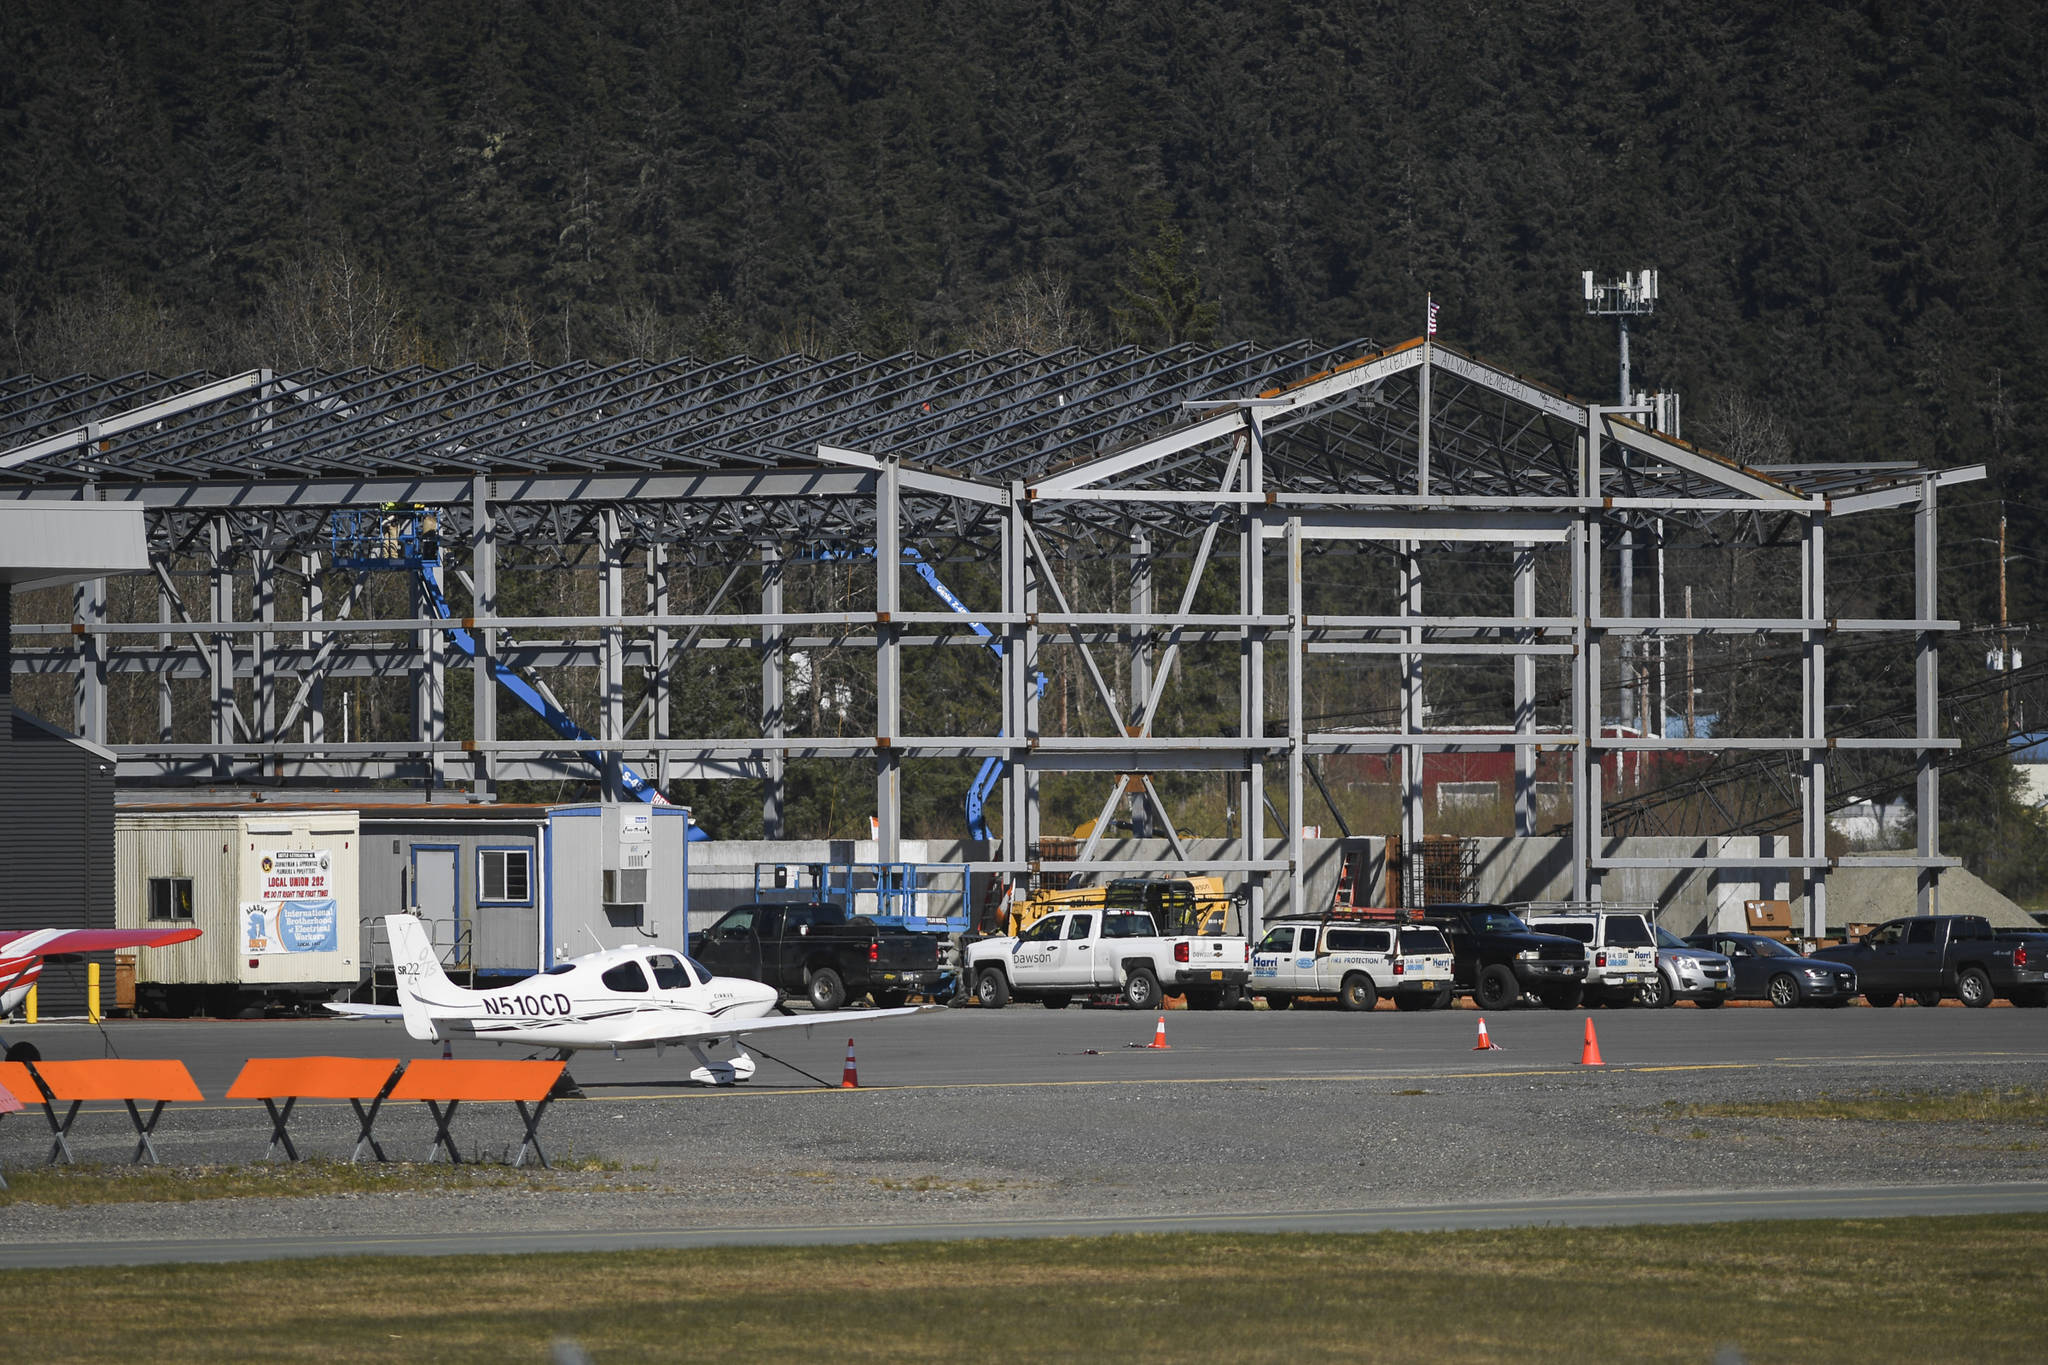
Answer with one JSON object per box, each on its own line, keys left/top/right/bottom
{"left": 1427, "top": 295, "right": 1439, "bottom": 336}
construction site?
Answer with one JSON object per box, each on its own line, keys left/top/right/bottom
{"left": 1, "top": 327, "right": 2018, "bottom": 1006}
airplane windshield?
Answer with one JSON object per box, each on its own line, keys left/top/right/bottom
{"left": 683, "top": 956, "right": 712, "bottom": 986}
{"left": 646, "top": 954, "right": 693, "bottom": 989}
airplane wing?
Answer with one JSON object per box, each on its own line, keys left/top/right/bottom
{"left": 0, "top": 927, "right": 202, "bottom": 957}
{"left": 603, "top": 1004, "right": 938, "bottom": 1047}
{"left": 325, "top": 1002, "right": 403, "bottom": 1020}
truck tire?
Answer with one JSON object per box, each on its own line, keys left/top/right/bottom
{"left": 1041, "top": 994, "right": 1071, "bottom": 1010}
{"left": 1639, "top": 973, "right": 1673, "bottom": 1009}
{"left": 873, "top": 990, "right": 909, "bottom": 1009}
{"left": 1692, "top": 994, "right": 1726, "bottom": 1009}
{"left": 1864, "top": 990, "right": 1898, "bottom": 1008}
{"left": 1476, "top": 964, "right": 1520, "bottom": 1009}
{"left": 974, "top": 968, "right": 1011, "bottom": 1009}
{"left": 1122, "top": 967, "right": 1163, "bottom": 1010}
{"left": 1183, "top": 991, "right": 1221, "bottom": 1011}
{"left": 1263, "top": 992, "right": 1292, "bottom": 1011}
{"left": 1541, "top": 984, "right": 1584, "bottom": 1010}
{"left": 2014, "top": 987, "right": 2048, "bottom": 1008}
{"left": 1767, "top": 973, "right": 1801, "bottom": 1008}
{"left": 1338, "top": 973, "right": 1378, "bottom": 1013}
{"left": 1911, "top": 990, "right": 1943, "bottom": 1008}
{"left": 3, "top": 1040, "right": 40, "bottom": 1063}
{"left": 1956, "top": 967, "right": 1994, "bottom": 1008}
{"left": 806, "top": 968, "right": 848, "bottom": 1012}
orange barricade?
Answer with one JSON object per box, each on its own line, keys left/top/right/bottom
{"left": 225, "top": 1057, "right": 404, "bottom": 1164}
{"left": 387, "top": 1059, "right": 566, "bottom": 1168}
{"left": 3, "top": 1059, "right": 203, "bottom": 1166}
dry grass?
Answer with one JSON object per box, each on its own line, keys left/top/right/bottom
{"left": 1667, "top": 1085, "right": 2048, "bottom": 1124}
{"left": 5, "top": 1218, "right": 2048, "bottom": 1362}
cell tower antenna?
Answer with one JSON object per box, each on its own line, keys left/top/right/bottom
{"left": 1581, "top": 268, "right": 1659, "bottom": 405}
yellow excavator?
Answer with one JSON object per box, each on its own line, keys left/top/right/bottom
{"left": 997, "top": 875, "right": 1239, "bottom": 939}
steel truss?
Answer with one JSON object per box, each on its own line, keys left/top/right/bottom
{"left": 4, "top": 338, "right": 1982, "bottom": 935}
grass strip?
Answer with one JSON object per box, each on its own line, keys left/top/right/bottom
{"left": 4, "top": 1216, "right": 2047, "bottom": 1363}
{"left": 1668, "top": 1084, "right": 2048, "bottom": 1123}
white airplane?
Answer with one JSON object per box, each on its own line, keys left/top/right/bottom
{"left": 330, "top": 914, "right": 927, "bottom": 1084}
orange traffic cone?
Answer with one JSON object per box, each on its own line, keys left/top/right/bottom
{"left": 1146, "top": 1015, "right": 1170, "bottom": 1050}
{"left": 840, "top": 1038, "right": 860, "bottom": 1089}
{"left": 1473, "top": 1017, "right": 1501, "bottom": 1051}
{"left": 1580, "top": 1018, "right": 1605, "bottom": 1066}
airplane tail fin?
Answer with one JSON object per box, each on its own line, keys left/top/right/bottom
{"left": 385, "top": 913, "right": 458, "bottom": 1041}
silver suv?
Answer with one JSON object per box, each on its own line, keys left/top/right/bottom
{"left": 1646, "top": 925, "right": 1732, "bottom": 1008}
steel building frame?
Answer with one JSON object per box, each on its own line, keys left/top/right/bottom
{"left": 3, "top": 337, "right": 1982, "bottom": 934}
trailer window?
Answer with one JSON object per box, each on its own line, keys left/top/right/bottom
{"left": 478, "top": 848, "right": 532, "bottom": 904}
{"left": 148, "top": 877, "right": 194, "bottom": 922}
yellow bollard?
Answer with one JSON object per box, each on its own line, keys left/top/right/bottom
{"left": 25, "top": 983, "right": 36, "bottom": 1024}
{"left": 88, "top": 962, "right": 102, "bottom": 1023}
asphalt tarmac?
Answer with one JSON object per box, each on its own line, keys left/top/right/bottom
{"left": 4, "top": 999, "right": 2046, "bottom": 1267}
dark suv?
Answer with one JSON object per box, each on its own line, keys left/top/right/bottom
{"left": 1424, "top": 904, "right": 1590, "bottom": 1009}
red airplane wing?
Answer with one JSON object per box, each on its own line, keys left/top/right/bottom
{"left": 0, "top": 927, "right": 202, "bottom": 956}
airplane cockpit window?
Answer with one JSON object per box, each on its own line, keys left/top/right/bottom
{"left": 646, "top": 954, "right": 693, "bottom": 989}
{"left": 682, "top": 956, "right": 713, "bottom": 986}
{"left": 601, "top": 960, "right": 650, "bottom": 993}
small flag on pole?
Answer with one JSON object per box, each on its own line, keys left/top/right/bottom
{"left": 1427, "top": 295, "right": 1440, "bottom": 337}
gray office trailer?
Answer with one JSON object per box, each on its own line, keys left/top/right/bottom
{"left": 359, "top": 801, "right": 691, "bottom": 984}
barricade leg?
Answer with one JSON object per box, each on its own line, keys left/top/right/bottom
{"left": 512, "top": 1097, "right": 552, "bottom": 1169}
{"left": 260, "top": 1097, "right": 299, "bottom": 1162}
{"left": 349, "top": 1096, "right": 389, "bottom": 1164}
{"left": 124, "top": 1099, "right": 169, "bottom": 1165}
{"left": 423, "top": 1099, "right": 462, "bottom": 1164}
{"left": 46, "top": 1101, "right": 80, "bottom": 1166}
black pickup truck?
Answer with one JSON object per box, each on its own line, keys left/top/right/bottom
{"left": 689, "top": 901, "right": 948, "bottom": 1010}
{"left": 1812, "top": 915, "right": 2048, "bottom": 1008}
{"left": 1423, "top": 903, "right": 1590, "bottom": 1010}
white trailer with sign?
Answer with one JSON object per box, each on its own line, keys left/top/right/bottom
{"left": 115, "top": 808, "right": 362, "bottom": 1016}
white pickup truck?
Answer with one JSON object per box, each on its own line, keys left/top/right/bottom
{"left": 1251, "top": 917, "right": 1456, "bottom": 1012}
{"left": 965, "top": 908, "right": 1250, "bottom": 1010}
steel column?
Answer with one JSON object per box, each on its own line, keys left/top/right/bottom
{"left": 1286, "top": 517, "right": 1305, "bottom": 916}
{"left": 1241, "top": 414, "right": 1267, "bottom": 932}
{"left": 1916, "top": 478, "right": 1941, "bottom": 916}
{"left": 1513, "top": 542, "right": 1537, "bottom": 835}
{"left": 1802, "top": 515, "right": 1828, "bottom": 937}
{"left": 471, "top": 476, "right": 495, "bottom": 799}
{"left": 72, "top": 574, "right": 107, "bottom": 744}
{"left": 760, "top": 542, "right": 785, "bottom": 838}
{"left": 875, "top": 459, "right": 901, "bottom": 861}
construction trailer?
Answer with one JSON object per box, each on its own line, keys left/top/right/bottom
{"left": 114, "top": 807, "right": 361, "bottom": 1015}
{"left": 354, "top": 799, "right": 692, "bottom": 988}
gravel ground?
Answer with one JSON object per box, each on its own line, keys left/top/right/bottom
{"left": 8, "top": 1052, "right": 2048, "bottom": 1249}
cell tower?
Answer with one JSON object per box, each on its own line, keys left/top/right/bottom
{"left": 1582, "top": 269, "right": 1658, "bottom": 405}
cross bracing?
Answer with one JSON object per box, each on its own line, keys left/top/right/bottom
{"left": 2, "top": 338, "right": 1984, "bottom": 935}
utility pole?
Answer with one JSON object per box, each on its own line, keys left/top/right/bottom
{"left": 2000, "top": 506, "right": 2012, "bottom": 736}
